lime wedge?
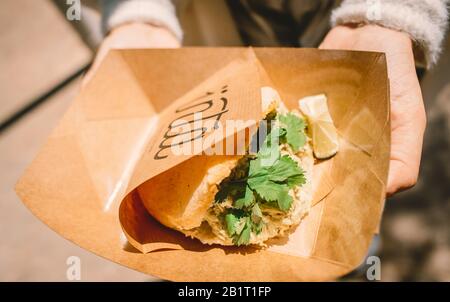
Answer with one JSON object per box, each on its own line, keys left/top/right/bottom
{"left": 299, "top": 94, "right": 338, "bottom": 159}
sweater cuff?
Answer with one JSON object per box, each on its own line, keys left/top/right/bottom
{"left": 331, "top": 0, "right": 449, "bottom": 68}
{"left": 101, "top": 0, "right": 183, "bottom": 42}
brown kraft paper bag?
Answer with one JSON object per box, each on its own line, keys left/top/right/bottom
{"left": 16, "top": 47, "right": 390, "bottom": 281}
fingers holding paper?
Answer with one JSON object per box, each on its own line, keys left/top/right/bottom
{"left": 320, "top": 24, "right": 427, "bottom": 196}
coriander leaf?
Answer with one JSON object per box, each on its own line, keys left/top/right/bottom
{"left": 286, "top": 172, "right": 306, "bottom": 188}
{"left": 251, "top": 203, "right": 263, "bottom": 224}
{"left": 256, "top": 126, "right": 282, "bottom": 168}
{"left": 277, "top": 127, "right": 287, "bottom": 139}
{"left": 225, "top": 213, "right": 238, "bottom": 236}
{"left": 249, "top": 180, "right": 287, "bottom": 202}
{"left": 266, "top": 155, "right": 304, "bottom": 183}
{"left": 257, "top": 146, "right": 279, "bottom": 168}
{"left": 249, "top": 180, "right": 293, "bottom": 212}
{"left": 247, "top": 154, "right": 304, "bottom": 212}
{"left": 279, "top": 113, "right": 306, "bottom": 151}
{"left": 234, "top": 218, "right": 247, "bottom": 235}
{"left": 225, "top": 213, "right": 253, "bottom": 245}
{"left": 248, "top": 157, "right": 267, "bottom": 178}
{"left": 250, "top": 204, "right": 264, "bottom": 235}
{"left": 234, "top": 185, "right": 255, "bottom": 209}
{"left": 276, "top": 188, "right": 293, "bottom": 212}
{"left": 235, "top": 218, "right": 251, "bottom": 246}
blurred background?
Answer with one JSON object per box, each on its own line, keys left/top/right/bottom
{"left": 0, "top": 0, "right": 448, "bottom": 281}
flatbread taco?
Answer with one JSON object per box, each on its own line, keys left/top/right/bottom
{"left": 138, "top": 87, "right": 337, "bottom": 246}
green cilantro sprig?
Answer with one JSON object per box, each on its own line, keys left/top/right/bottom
{"left": 248, "top": 154, "right": 305, "bottom": 211}
{"left": 216, "top": 113, "right": 307, "bottom": 245}
{"left": 224, "top": 204, "right": 264, "bottom": 246}
{"left": 279, "top": 112, "right": 307, "bottom": 152}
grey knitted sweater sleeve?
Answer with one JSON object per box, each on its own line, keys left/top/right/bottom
{"left": 332, "top": 0, "right": 449, "bottom": 67}
{"left": 100, "top": 0, "right": 449, "bottom": 67}
{"left": 100, "top": 0, "right": 183, "bottom": 41}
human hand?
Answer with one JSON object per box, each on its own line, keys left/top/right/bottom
{"left": 320, "top": 24, "right": 426, "bottom": 196}
{"left": 83, "top": 22, "right": 180, "bottom": 86}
